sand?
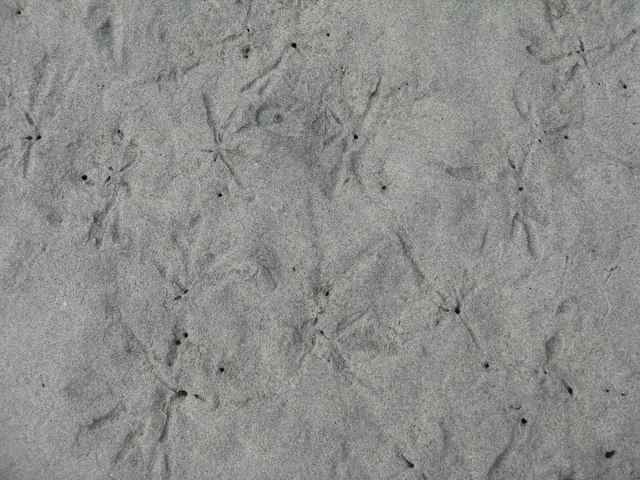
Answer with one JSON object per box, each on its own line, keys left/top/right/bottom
{"left": 1, "top": 1, "right": 639, "bottom": 479}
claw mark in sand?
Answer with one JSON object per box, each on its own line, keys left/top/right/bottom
{"left": 399, "top": 453, "right": 415, "bottom": 469}
{"left": 395, "top": 231, "right": 426, "bottom": 286}
{"left": 162, "top": 453, "right": 171, "bottom": 480}
{"left": 113, "top": 428, "right": 140, "bottom": 466}
{"left": 87, "top": 200, "right": 115, "bottom": 248}
{"left": 240, "top": 50, "right": 285, "bottom": 93}
{"left": 604, "top": 265, "right": 619, "bottom": 283}
{"left": 202, "top": 94, "right": 244, "bottom": 187}
{"left": 75, "top": 402, "right": 125, "bottom": 446}
{"left": 486, "top": 428, "right": 516, "bottom": 479}
{"left": 202, "top": 93, "right": 223, "bottom": 145}
{"left": 511, "top": 212, "right": 537, "bottom": 257}
{"left": 18, "top": 112, "right": 42, "bottom": 178}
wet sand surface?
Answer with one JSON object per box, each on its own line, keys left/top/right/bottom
{"left": 1, "top": 1, "right": 639, "bottom": 479}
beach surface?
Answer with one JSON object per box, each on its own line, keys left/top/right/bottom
{"left": 1, "top": 1, "right": 639, "bottom": 479}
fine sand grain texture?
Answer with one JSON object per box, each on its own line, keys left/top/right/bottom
{"left": 1, "top": 1, "right": 639, "bottom": 479}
